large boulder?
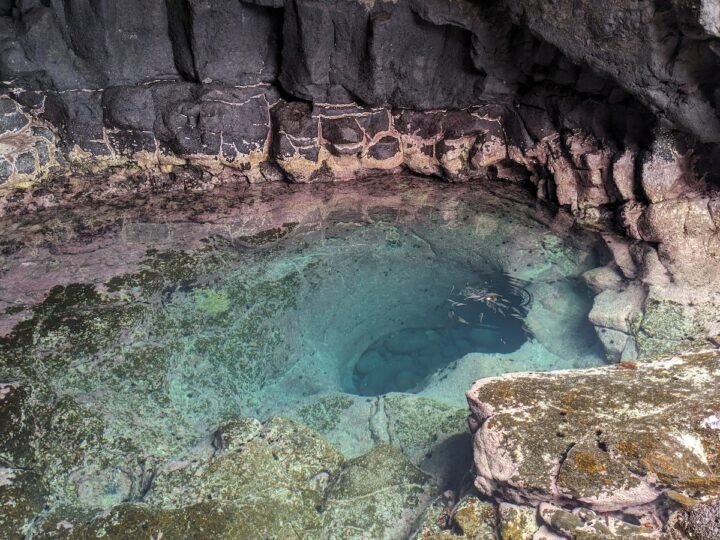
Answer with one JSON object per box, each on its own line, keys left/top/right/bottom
{"left": 467, "top": 351, "right": 720, "bottom": 516}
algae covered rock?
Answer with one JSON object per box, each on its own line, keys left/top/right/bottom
{"left": 32, "top": 501, "right": 269, "bottom": 539}
{"left": 382, "top": 394, "right": 469, "bottom": 464}
{"left": 293, "top": 392, "right": 470, "bottom": 475}
{"left": 497, "top": 503, "right": 538, "bottom": 540}
{"left": 538, "top": 503, "right": 658, "bottom": 539}
{"left": 412, "top": 495, "right": 498, "bottom": 540}
{"left": 0, "top": 465, "right": 48, "bottom": 539}
{"left": 31, "top": 418, "right": 439, "bottom": 540}
{"left": 147, "top": 417, "right": 343, "bottom": 538}
{"left": 0, "top": 382, "right": 42, "bottom": 468}
{"left": 323, "top": 444, "right": 437, "bottom": 540}
{"left": 0, "top": 381, "right": 142, "bottom": 509}
{"left": 452, "top": 496, "right": 497, "bottom": 539}
{"left": 633, "top": 291, "right": 720, "bottom": 358}
{"left": 467, "top": 351, "right": 720, "bottom": 518}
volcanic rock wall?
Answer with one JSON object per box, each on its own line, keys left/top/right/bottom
{"left": 2, "top": 0, "right": 720, "bottom": 359}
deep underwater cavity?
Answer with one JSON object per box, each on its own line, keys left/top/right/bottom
{"left": 348, "top": 273, "right": 533, "bottom": 396}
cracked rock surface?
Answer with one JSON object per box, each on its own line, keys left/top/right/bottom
{"left": 467, "top": 351, "right": 720, "bottom": 519}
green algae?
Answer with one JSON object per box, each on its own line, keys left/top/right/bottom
{"left": 296, "top": 394, "right": 356, "bottom": 433}
{"left": 193, "top": 287, "right": 230, "bottom": 314}
{"left": 4, "top": 305, "right": 26, "bottom": 315}
{"left": 32, "top": 501, "right": 275, "bottom": 540}
{"left": 323, "top": 444, "right": 436, "bottom": 540}
{"left": 104, "top": 246, "right": 232, "bottom": 295}
{"left": 0, "top": 466, "right": 48, "bottom": 539}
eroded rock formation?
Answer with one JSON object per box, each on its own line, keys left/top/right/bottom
{"left": 2, "top": 1, "right": 720, "bottom": 539}
{"left": 465, "top": 350, "right": 720, "bottom": 538}
{"left": 2, "top": 0, "right": 720, "bottom": 362}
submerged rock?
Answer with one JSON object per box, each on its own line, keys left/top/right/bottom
{"left": 32, "top": 417, "right": 437, "bottom": 540}
{"left": 323, "top": 444, "right": 437, "bottom": 540}
{"left": 412, "top": 494, "right": 497, "bottom": 540}
{"left": 538, "top": 503, "right": 658, "bottom": 539}
{"left": 146, "top": 416, "right": 344, "bottom": 538}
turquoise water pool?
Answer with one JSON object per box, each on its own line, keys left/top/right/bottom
{"left": 0, "top": 178, "right": 607, "bottom": 508}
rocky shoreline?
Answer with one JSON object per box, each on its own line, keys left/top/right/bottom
{"left": 3, "top": 1, "right": 720, "bottom": 363}
{"left": 0, "top": 176, "right": 718, "bottom": 538}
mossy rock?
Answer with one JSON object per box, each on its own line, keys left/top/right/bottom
{"left": 0, "top": 380, "right": 142, "bottom": 508}
{"left": 0, "top": 383, "right": 45, "bottom": 467}
{"left": 539, "top": 503, "right": 657, "bottom": 539}
{"left": 468, "top": 351, "right": 720, "bottom": 514}
{"left": 452, "top": 496, "right": 498, "bottom": 539}
{"left": 32, "top": 501, "right": 292, "bottom": 540}
{"left": 296, "top": 394, "right": 357, "bottom": 433}
{"left": 634, "top": 297, "right": 720, "bottom": 358}
{"left": 383, "top": 394, "right": 468, "bottom": 462}
{"left": 413, "top": 495, "right": 498, "bottom": 540}
{"left": 498, "top": 503, "right": 538, "bottom": 540}
{"left": 0, "top": 466, "right": 48, "bottom": 539}
{"left": 147, "top": 417, "right": 343, "bottom": 537}
{"left": 0, "top": 283, "right": 146, "bottom": 380}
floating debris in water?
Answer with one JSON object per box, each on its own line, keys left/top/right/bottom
{"left": 352, "top": 273, "right": 535, "bottom": 396}
{"left": 446, "top": 273, "right": 533, "bottom": 338}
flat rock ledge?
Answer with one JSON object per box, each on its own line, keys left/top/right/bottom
{"left": 466, "top": 350, "right": 720, "bottom": 535}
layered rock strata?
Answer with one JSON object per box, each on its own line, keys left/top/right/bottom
{"left": 3, "top": 0, "right": 720, "bottom": 358}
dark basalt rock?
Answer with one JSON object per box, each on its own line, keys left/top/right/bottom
{"left": 0, "top": 159, "right": 11, "bottom": 183}
{"left": 280, "top": 0, "right": 490, "bottom": 109}
{"left": 501, "top": 0, "right": 720, "bottom": 142}
{"left": 14, "top": 151, "right": 35, "bottom": 175}
{"left": 1, "top": 0, "right": 719, "bottom": 147}
{"left": 0, "top": 110, "right": 28, "bottom": 133}
{"left": 188, "top": 0, "right": 283, "bottom": 85}
{"left": 368, "top": 135, "right": 401, "bottom": 161}
{"left": 0, "top": 1, "right": 178, "bottom": 90}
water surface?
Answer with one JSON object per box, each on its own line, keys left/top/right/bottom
{"left": 0, "top": 176, "right": 607, "bottom": 506}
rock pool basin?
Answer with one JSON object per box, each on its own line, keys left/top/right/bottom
{"left": 0, "top": 175, "right": 609, "bottom": 537}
